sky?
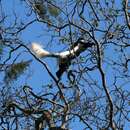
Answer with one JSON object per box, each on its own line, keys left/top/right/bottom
{"left": 1, "top": 0, "right": 130, "bottom": 130}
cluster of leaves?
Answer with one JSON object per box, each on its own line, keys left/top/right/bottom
{"left": 4, "top": 60, "right": 31, "bottom": 83}
{"left": 47, "top": 2, "right": 60, "bottom": 18}
{"left": 0, "top": 45, "right": 3, "bottom": 56}
{"left": 33, "top": 0, "right": 60, "bottom": 21}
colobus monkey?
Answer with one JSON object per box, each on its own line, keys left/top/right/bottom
{"left": 31, "top": 38, "right": 94, "bottom": 79}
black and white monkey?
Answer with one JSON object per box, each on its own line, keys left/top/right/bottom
{"left": 31, "top": 38, "right": 94, "bottom": 79}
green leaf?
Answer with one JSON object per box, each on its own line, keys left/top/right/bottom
{"left": 48, "top": 4, "right": 60, "bottom": 17}
{"left": 0, "top": 46, "right": 3, "bottom": 55}
{"left": 4, "top": 60, "right": 31, "bottom": 83}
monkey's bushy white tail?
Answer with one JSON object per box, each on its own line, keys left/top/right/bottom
{"left": 31, "top": 43, "right": 51, "bottom": 58}
{"left": 31, "top": 42, "right": 84, "bottom": 59}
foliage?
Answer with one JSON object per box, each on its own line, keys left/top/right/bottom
{"left": 33, "top": 0, "right": 60, "bottom": 23}
{"left": 48, "top": 4, "right": 60, "bottom": 17}
{"left": 0, "top": 45, "right": 3, "bottom": 56}
{"left": 4, "top": 60, "right": 31, "bottom": 83}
